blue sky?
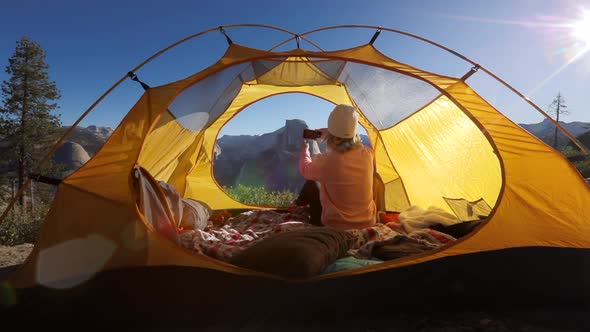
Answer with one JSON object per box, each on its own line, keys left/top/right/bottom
{"left": 1, "top": 0, "right": 590, "bottom": 136}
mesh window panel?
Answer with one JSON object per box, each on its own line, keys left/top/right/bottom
{"left": 341, "top": 62, "right": 441, "bottom": 130}
{"left": 311, "top": 58, "right": 346, "bottom": 81}
{"left": 168, "top": 63, "right": 249, "bottom": 132}
{"left": 253, "top": 57, "right": 287, "bottom": 80}
{"left": 237, "top": 64, "right": 256, "bottom": 84}
{"left": 443, "top": 197, "right": 492, "bottom": 220}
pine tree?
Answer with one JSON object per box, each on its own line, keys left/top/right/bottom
{"left": 547, "top": 92, "right": 570, "bottom": 149}
{"left": 0, "top": 37, "right": 61, "bottom": 209}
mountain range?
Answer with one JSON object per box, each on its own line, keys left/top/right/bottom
{"left": 519, "top": 119, "right": 590, "bottom": 149}
{"left": 22, "top": 119, "right": 590, "bottom": 189}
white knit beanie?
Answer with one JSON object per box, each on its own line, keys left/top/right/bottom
{"left": 328, "top": 104, "right": 359, "bottom": 139}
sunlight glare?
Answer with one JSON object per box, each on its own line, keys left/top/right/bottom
{"left": 572, "top": 9, "right": 590, "bottom": 45}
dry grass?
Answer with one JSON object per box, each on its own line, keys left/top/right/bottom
{"left": 0, "top": 243, "right": 32, "bottom": 268}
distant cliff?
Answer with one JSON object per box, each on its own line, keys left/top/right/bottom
{"left": 213, "top": 119, "right": 373, "bottom": 192}
{"left": 214, "top": 119, "right": 312, "bottom": 192}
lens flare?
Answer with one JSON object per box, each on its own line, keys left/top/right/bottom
{"left": 36, "top": 235, "right": 116, "bottom": 289}
{"left": 440, "top": 8, "right": 590, "bottom": 96}
{"left": 526, "top": 8, "right": 590, "bottom": 95}
{"left": 571, "top": 10, "right": 590, "bottom": 46}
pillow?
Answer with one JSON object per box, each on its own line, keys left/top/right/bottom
{"left": 231, "top": 227, "right": 353, "bottom": 279}
{"left": 179, "top": 198, "right": 211, "bottom": 231}
{"left": 157, "top": 181, "right": 212, "bottom": 231}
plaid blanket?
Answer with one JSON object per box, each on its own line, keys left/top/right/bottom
{"left": 178, "top": 208, "right": 457, "bottom": 262}
{"left": 178, "top": 209, "right": 312, "bottom": 261}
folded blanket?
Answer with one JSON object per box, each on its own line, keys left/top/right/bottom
{"left": 399, "top": 205, "right": 460, "bottom": 233}
{"left": 346, "top": 219, "right": 456, "bottom": 260}
{"left": 430, "top": 219, "right": 484, "bottom": 238}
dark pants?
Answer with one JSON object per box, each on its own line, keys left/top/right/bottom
{"left": 295, "top": 180, "right": 323, "bottom": 226}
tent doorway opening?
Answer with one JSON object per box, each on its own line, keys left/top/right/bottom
{"left": 213, "top": 93, "right": 370, "bottom": 208}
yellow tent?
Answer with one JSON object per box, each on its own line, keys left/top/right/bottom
{"left": 4, "top": 26, "right": 590, "bottom": 316}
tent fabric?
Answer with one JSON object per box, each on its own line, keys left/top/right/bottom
{"left": 9, "top": 41, "right": 590, "bottom": 289}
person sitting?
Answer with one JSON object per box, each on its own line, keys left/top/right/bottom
{"left": 297, "top": 104, "right": 376, "bottom": 230}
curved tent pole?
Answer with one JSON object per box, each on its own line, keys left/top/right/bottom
{"left": 224, "top": 24, "right": 322, "bottom": 51}
{"left": 475, "top": 66, "right": 590, "bottom": 154}
{"left": 0, "top": 73, "right": 130, "bottom": 225}
{"left": 269, "top": 35, "right": 325, "bottom": 52}
{"left": 292, "top": 24, "right": 589, "bottom": 154}
{"left": 0, "top": 24, "right": 304, "bottom": 224}
{"left": 35, "top": 24, "right": 305, "bottom": 182}
{"left": 298, "top": 25, "right": 477, "bottom": 65}
{"left": 2, "top": 24, "right": 587, "bottom": 225}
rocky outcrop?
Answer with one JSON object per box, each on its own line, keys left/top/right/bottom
{"left": 85, "top": 125, "right": 113, "bottom": 141}
{"left": 58, "top": 125, "right": 113, "bottom": 156}
{"left": 52, "top": 141, "right": 90, "bottom": 171}
{"left": 49, "top": 126, "right": 112, "bottom": 176}
{"left": 214, "top": 119, "right": 311, "bottom": 192}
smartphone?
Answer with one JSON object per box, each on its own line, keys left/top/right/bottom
{"left": 302, "top": 129, "right": 322, "bottom": 140}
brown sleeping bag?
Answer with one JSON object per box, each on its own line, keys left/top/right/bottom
{"left": 231, "top": 227, "right": 354, "bottom": 279}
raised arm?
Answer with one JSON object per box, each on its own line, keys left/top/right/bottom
{"left": 298, "top": 140, "right": 324, "bottom": 181}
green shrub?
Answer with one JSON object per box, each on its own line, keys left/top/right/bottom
{"left": 0, "top": 205, "right": 48, "bottom": 246}
{"left": 224, "top": 184, "right": 296, "bottom": 207}
{"left": 577, "top": 161, "right": 590, "bottom": 178}
{"left": 562, "top": 146, "right": 590, "bottom": 178}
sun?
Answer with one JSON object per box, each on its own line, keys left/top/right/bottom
{"left": 571, "top": 9, "right": 590, "bottom": 46}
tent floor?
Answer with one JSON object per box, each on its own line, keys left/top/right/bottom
{"left": 2, "top": 247, "right": 590, "bottom": 330}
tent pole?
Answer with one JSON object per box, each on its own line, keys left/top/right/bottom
{"left": 294, "top": 25, "right": 589, "bottom": 154}
{"left": 478, "top": 66, "right": 589, "bottom": 154}
{"left": 0, "top": 24, "right": 303, "bottom": 225}
{"left": 3, "top": 23, "right": 586, "bottom": 226}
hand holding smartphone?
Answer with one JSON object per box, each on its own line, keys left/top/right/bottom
{"left": 302, "top": 129, "right": 323, "bottom": 140}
